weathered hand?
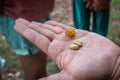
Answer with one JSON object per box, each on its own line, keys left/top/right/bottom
{"left": 14, "top": 19, "right": 120, "bottom": 80}
{"left": 92, "top": 0, "right": 111, "bottom": 11}
{"left": 84, "top": 0, "right": 94, "bottom": 9}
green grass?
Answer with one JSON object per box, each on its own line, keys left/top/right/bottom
{"left": 107, "top": 0, "right": 120, "bottom": 46}
{"left": 0, "top": 37, "right": 21, "bottom": 69}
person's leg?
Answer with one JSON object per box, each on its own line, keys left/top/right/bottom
{"left": 0, "top": 14, "right": 49, "bottom": 80}
{"left": 19, "top": 15, "right": 50, "bottom": 80}
{"left": 72, "top": 0, "right": 90, "bottom": 30}
{"left": 19, "top": 52, "right": 47, "bottom": 80}
{"left": 92, "top": 9, "right": 110, "bottom": 36}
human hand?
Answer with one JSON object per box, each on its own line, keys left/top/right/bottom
{"left": 14, "top": 19, "right": 120, "bottom": 80}
{"left": 92, "top": 0, "right": 111, "bottom": 11}
{"left": 84, "top": 0, "right": 94, "bottom": 9}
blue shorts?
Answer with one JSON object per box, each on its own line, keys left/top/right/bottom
{"left": 0, "top": 14, "right": 50, "bottom": 56}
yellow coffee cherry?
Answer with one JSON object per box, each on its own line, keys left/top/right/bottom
{"left": 69, "top": 44, "right": 80, "bottom": 50}
{"left": 73, "top": 39, "right": 83, "bottom": 47}
{"left": 65, "top": 28, "right": 76, "bottom": 37}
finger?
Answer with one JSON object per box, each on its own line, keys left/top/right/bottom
{"left": 92, "top": 4, "right": 98, "bottom": 11}
{"left": 31, "top": 21, "right": 64, "bottom": 34}
{"left": 84, "top": 0, "right": 87, "bottom": 3}
{"left": 15, "top": 18, "right": 30, "bottom": 25}
{"left": 45, "top": 20, "right": 71, "bottom": 29}
{"left": 44, "top": 23, "right": 65, "bottom": 34}
{"left": 86, "top": 2, "right": 91, "bottom": 8}
{"left": 39, "top": 72, "right": 74, "bottom": 80}
{"left": 28, "top": 22, "right": 56, "bottom": 41}
{"left": 14, "top": 23, "right": 51, "bottom": 54}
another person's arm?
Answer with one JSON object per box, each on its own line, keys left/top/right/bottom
{"left": 84, "top": 0, "right": 111, "bottom": 11}
{"left": 93, "top": 0, "right": 111, "bottom": 11}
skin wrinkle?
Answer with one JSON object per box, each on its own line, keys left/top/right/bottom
{"left": 64, "top": 54, "right": 86, "bottom": 80}
{"left": 56, "top": 51, "right": 66, "bottom": 70}
{"left": 48, "top": 39, "right": 66, "bottom": 61}
{"left": 59, "top": 50, "right": 84, "bottom": 80}
{"left": 110, "top": 56, "right": 120, "bottom": 80}
{"left": 103, "top": 55, "right": 115, "bottom": 80}
{"left": 56, "top": 50, "right": 74, "bottom": 70}
{"left": 63, "top": 53, "right": 81, "bottom": 80}
{"left": 110, "top": 57, "right": 118, "bottom": 79}
{"left": 114, "top": 59, "right": 120, "bottom": 80}
{"left": 102, "top": 47, "right": 118, "bottom": 79}
{"left": 116, "top": 66, "right": 120, "bottom": 80}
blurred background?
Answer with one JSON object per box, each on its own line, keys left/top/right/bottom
{"left": 0, "top": 0, "right": 120, "bottom": 80}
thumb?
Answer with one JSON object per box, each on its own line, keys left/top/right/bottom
{"left": 39, "top": 72, "right": 74, "bottom": 80}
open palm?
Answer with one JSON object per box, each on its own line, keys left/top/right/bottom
{"left": 14, "top": 19, "right": 120, "bottom": 80}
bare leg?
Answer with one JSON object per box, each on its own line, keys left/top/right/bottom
{"left": 19, "top": 51, "right": 47, "bottom": 80}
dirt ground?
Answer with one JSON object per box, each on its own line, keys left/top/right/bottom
{"left": 51, "top": 0, "right": 73, "bottom": 25}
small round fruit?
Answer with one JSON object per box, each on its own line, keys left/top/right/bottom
{"left": 65, "top": 28, "right": 76, "bottom": 37}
